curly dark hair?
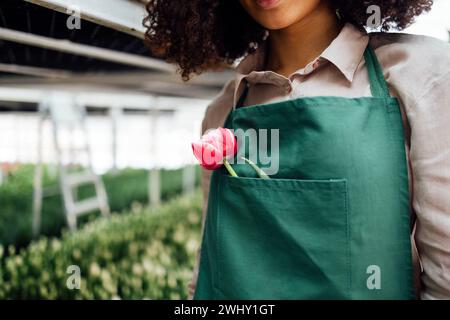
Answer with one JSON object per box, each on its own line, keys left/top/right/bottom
{"left": 143, "top": 0, "right": 433, "bottom": 80}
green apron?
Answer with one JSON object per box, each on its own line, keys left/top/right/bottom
{"left": 194, "top": 45, "right": 414, "bottom": 300}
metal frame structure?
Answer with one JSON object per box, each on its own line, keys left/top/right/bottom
{"left": 25, "top": 0, "right": 148, "bottom": 38}
{"left": 33, "top": 93, "right": 110, "bottom": 234}
{"left": 0, "top": 0, "right": 215, "bottom": 233}
{"left": 0, "top": 27, "right": 174, "bottom": 72}
{"left": 0, "top": 0, "right": 232, "bottom": 98}
{"left": 1, "top": 86, "right": 206, "bottom": 234}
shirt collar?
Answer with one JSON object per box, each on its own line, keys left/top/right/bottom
{"left": 321, "top": 23, "right": 369, "bottom": 82}
{"left": 233, "top": 23, "right": 369, "bottom": 106}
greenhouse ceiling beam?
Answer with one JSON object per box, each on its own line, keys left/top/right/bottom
{"left": 25, "top": 0, "right": 147, "bottom": 38}
{"left": 0, "top": 70, "right": 226, "bottom": 99}
{"left": 0, "top": 63, "right": 71, "bottom": 79}
{"left": 0, "top": 87, "right": 210, "bottom": 110}
{"left": 0, "top": 70, "right": 232, "bottom": 88}
{"left": 1, "top": 82, "right": 215, "bottom": 101}
{"left": 0, "top": 27, "right": 175, "bottom": 73}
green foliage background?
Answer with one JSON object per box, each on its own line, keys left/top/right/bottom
{"left": 0, "top": 191, "right": 202, "bottom": 299}
{"left": 0, "top": 165, "right": 200, "bottom": 247}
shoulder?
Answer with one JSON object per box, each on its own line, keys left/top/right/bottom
{"left": 201, "top": 79, "right": 236, "bottom": 134}
{"left": 369, "top": 31, "right": 450, "bottom": 58}
{"left": 369, "top": 32, "right": 450, "bottom": 103}
{"left": 369, "top": 32, "right": 450, "bottom": 80}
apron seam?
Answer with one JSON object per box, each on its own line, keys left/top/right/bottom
{"left": 213, "top": 172, "right": 223, "bottom": 297}
{"left": 345, "top": 181, "right": 352, "bottom": 298}
{"left": 385, "top": 100, "right": 416, "bottom": 299}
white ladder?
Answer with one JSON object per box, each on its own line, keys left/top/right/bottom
{"left": 33, "top": 93, "right": 109, "bottom": 235}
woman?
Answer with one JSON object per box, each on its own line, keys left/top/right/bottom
{"left": 144, "top": 0, "right": 450, "bottom": 299}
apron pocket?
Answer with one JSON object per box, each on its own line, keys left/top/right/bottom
{"left": 215, "top": 175, "right": 350, "bottom": 299}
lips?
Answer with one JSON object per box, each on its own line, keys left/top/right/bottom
{"left": 255, "top": 0, "right": 281, "bottom": 10}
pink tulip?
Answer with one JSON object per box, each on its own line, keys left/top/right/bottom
{"left": 191, "top": 128, "right": 238, "bottom": 175}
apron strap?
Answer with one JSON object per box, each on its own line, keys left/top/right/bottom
{"left": 235, "top": 81, "right": 250, "bottom": 110}
{"left": 364, "top": 45, "right": 391, "bottom": 99}
{"left": 235, "top": 44, "right": 391, "bottom": 109}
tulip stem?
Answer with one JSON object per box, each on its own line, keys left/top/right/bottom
{"left": 241, "top": 157, "right": 270, "bottom": 179}
{"left": 223, "top": 158, "right": 238, "bottom": 177}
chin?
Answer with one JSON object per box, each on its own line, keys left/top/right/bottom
{"left": 258, "top": 17, "right": 300, "bottom": 30}
{"left": 240, "top": 0, "right": 323, "bottom": 30}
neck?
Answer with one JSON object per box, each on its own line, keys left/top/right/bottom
{"left": 266, "top": 2, "right": 342, "bottom": 77}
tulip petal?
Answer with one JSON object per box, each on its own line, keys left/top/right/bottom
{"left": 191, "top": 127, "right": 238, "bottom": 171}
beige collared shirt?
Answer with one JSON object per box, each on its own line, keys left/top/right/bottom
{"left": 190, "top": 23, "right": 450, "bottom": 300}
